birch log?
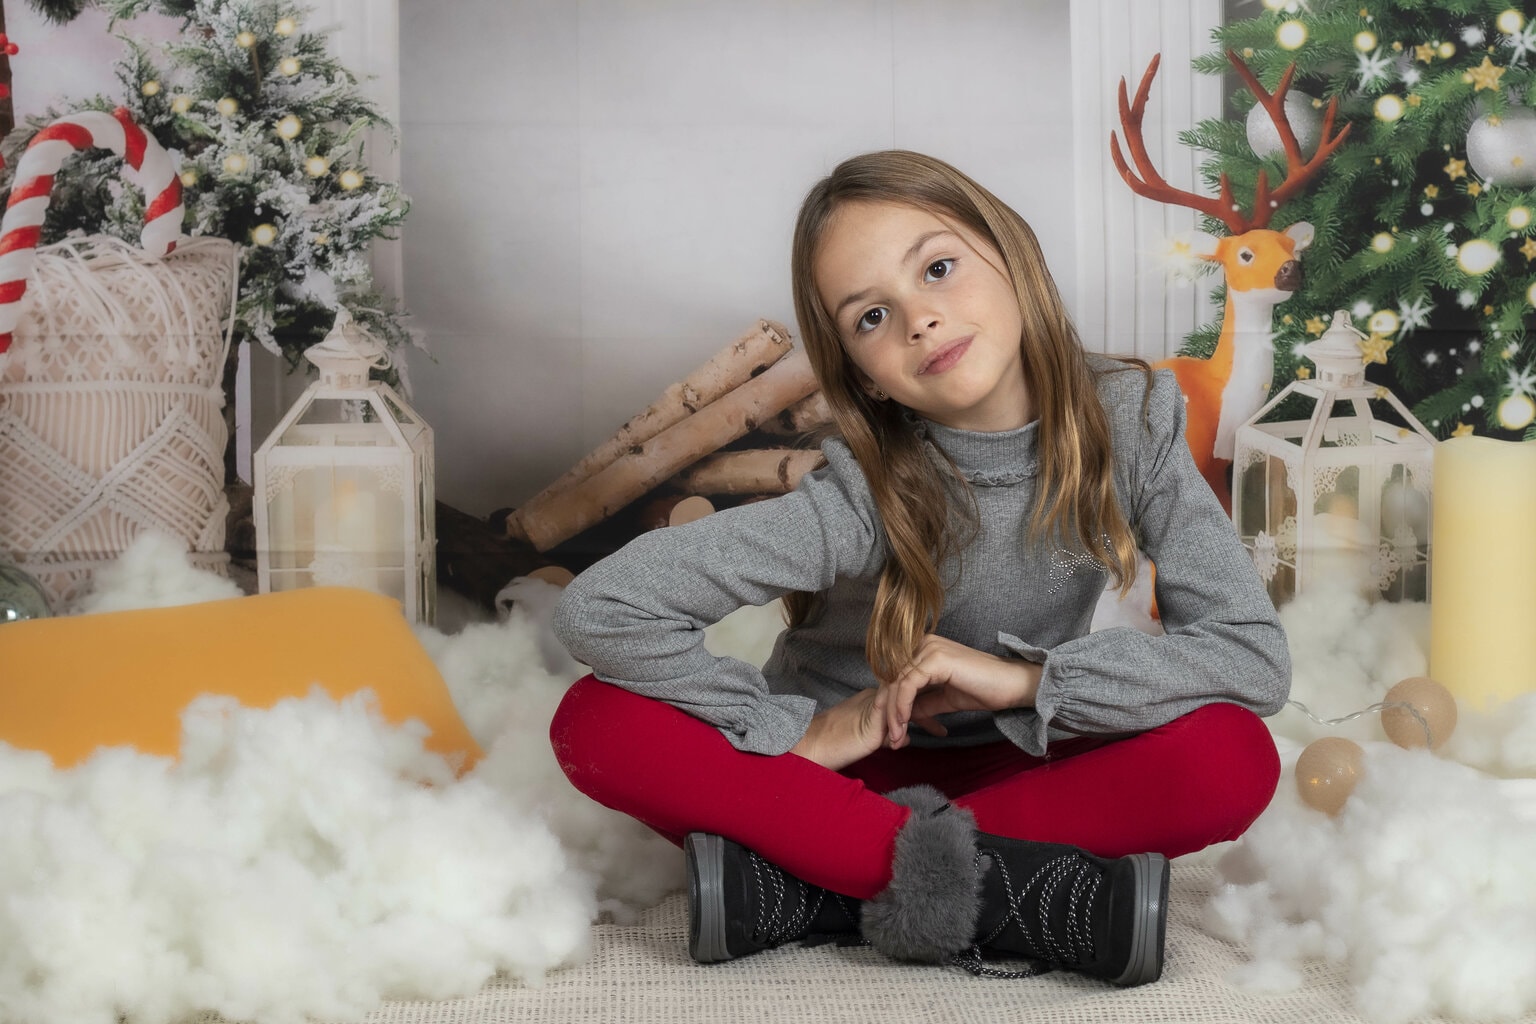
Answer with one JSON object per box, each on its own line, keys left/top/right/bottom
{"left": 517, "top": 319, "right": 793, "bottom": 507}
{"left": 513, "top": 349, "right": 818, "bottom": 551}
{"left": 759, "top": 391, "right": 833, "bottom": 436}
{"left": 675, "top": 448, "right": 825, "bottom": 496}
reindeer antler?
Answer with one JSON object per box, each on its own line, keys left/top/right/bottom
{"left": 1110, "top": 53, "right": 1249, "bottom": 234}
{"left": 1224, "top": 49, "right": 1351, "bottom": 228}
{"left": 1109, "top": 50, "right": 1350, "bottom": 234}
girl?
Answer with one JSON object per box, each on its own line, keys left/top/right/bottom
{"left": 549, "top": 150, "right": 1289, "bottom": 987}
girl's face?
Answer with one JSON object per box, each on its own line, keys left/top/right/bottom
{"left": 812, "top": 201, "right": 1031, "bottom": 433}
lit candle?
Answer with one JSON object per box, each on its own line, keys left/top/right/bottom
{"left": 1429, "top": 437, "right": 1536, "bottom": 709}
{"left": 313, "top": 478, "right": 379, "bottom": 590}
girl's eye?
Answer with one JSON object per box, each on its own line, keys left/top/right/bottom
{"left": 924, "top": 258, "right": 955, "bottom": 282}
{"left": 855, "top": 307, "right": 887, "bottom": 333}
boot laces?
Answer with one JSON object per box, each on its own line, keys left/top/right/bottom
{"left": 746, "top": 851, "right": 857, "bottom": 947}
{"left": 955, "top": 846, "right": 1102, "bottom": 977}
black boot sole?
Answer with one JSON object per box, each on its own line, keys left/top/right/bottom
{"left": 685, "top": 832, "right": 730, "bottom": 963}
{"left": 1108, "top": 851, "right": 1170, "bottom": 987}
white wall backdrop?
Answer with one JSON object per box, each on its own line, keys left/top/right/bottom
{"left": 12, "top": 0, "right": 1224, "bottom": 521}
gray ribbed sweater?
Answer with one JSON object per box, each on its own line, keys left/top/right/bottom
{"left": 552, "top": 360, "right": 1291, "bottom": 757}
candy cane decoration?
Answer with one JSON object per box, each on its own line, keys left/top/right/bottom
{"left": 0, "top": 107, "right": 183, "bottom": 363}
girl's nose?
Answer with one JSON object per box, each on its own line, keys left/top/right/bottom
{"left": 909, "top": 313, "right": 941, "bottom": 342}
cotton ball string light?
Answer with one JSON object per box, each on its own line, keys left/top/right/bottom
{"left": 305, "top": 155, "right": 330, "bottom": 178}
{"left": 141, "top": 79, "right": 161, "bottom": 97}
{"left": 1295, "top": 736, "right": 1364, "bottom": 815}
{"left": 1277, "top": 19, "right": 1308, "bottom": 50}
{"left": 275, "top": 16, "right": 297, "bottom": 36}
{"left": 1501, "top": 392, "right": 1536, "bottom": 429}
{"left": 236, "top": 30, "right": 257, "bottom": 48}
{"left": 338, "top": 169, "right": 365, "bottom": 191}
{"left": 1509, "top": 206, "right": 1532, "bottom": 230}
{"left": 250, "top": 223, "right": 278, "bottom": 246}
{"left": 1246, "top": 90, "right": 1322, "bottom": 159}
{"left": 1371, "top": 232, "right": 1394, "bottom": 253}
{"left": 1457, "top": 238, "right": 1500, "bottom": 274}
{"left": 1380, "top": 676, "right": 1457, "bottom": 749}
{"left": 1374, "top": 94, "right": 1405, "bottom": 122}
{"left": 275, "top": 115, "right": 302, "bottom": 140}
{"left": 222, "top": 153, "right": 248, "bottom": 175}
{"left": 279, "top": 57, "right": 302, "bottom": 76}
{"left": 216, "top": 96, "right": 238, "bottom": 116}
{"left": 170, "top": 94, "right": 192, "bottom": 114}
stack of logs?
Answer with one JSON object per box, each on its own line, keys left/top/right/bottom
{"left": 505, "top": 319, "right": 832, "bottom": 560}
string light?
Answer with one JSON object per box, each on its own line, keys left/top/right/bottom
{"left": 1278, "top": 19, "right": 1309, "bottom": 49}
{"left": 1457, "top": 239, "right": 1500, "bottom": 274}
{"left": 1374, "top": 94, "right": 1405, "bottom": 121}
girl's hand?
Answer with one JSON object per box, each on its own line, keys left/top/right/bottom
{"left": 883, "top": 634, "right": 1042, "bottom": 750}
{"left": 790, "top": 686, "right": 889, "bottom": 770}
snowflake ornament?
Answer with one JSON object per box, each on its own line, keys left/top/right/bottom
{"left": 1510, "top": 363, "right": 1536, "bottom": 398}
{"left": 1397, "top": 294, "right": 1434, "bottom": 336}
{"left": 1503, "top": 21, "right": 1536, "bottom": 66}
{"left": 1356, "top": 48, "right": 1395, "bottom": 88}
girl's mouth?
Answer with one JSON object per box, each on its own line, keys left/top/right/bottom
{"left": 918, "top": 336, "right": 973, "bottom": 375}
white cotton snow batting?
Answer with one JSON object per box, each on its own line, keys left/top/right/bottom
{"left": 0, "top": 688, "right": 594, "bottom": 1024}
{"left": 75, "top": 529, "right": 243, "bottom": 614}
{"left": 1205, "top": 742, "right": 1536, "bottom": 1024}
{"left": 419, "top": 602, "right": 684, "bottom": 922}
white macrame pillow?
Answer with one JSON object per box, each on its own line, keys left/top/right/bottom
{"left": 0, "top": 235, "right": 240, "bottom": 610}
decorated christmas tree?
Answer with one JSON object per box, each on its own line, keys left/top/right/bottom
{"left": 0, "top": 0, "right": 411, "bottom": 371}
{"left": 1180, "top": 0, "right": 1535, "bottom": 440}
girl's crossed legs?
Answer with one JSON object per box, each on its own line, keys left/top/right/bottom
{"left": 550, "top": 675, "right": 1279, "bottom": 901}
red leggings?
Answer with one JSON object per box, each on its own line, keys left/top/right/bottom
{"left": 550, "top": 675, "right": 1279, "bottom": 900}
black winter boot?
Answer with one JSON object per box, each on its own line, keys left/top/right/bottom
{"left": 685, "top": 832, "right": 863, "bottom": 963}
{"left": 859, "top": 785, "right": 1169, "bottom": 987}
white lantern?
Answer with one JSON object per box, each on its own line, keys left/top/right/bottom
{"left": 1234, "top": 310, "right": 1435, "bottom": 607}
{"left": 253, "top": 310, "right": 435, "bottom": 623}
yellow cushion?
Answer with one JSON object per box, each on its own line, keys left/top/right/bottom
{"left": 0, "top": 587, "right": 483, "bottom": 771}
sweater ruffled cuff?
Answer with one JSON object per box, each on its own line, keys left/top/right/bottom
{"left": 714, "top": 692, "right": 820, "bottom": 755}
{"left": 993, "top": 631, "right": 1056, "bottom": 757}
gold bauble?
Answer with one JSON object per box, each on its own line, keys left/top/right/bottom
{"left": 1296, "top": 737, "right": 1365, "bottom": 816}
{"left": 1381, "top": 676, "right": 1457, "bottom": 750}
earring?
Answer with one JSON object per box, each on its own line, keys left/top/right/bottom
{"left": 873, "top": 389, "right": 889, "bottom": 402}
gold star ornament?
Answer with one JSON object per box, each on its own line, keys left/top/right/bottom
{"left": 1297, "top": 366, "right": 1312, "bottom": 379}
{"left": 1359, "top": 333, "right": 1394, "bottom": 365}
{"left": 1521, "top": 237, "right": 1536, "bottom": 262}
{"left": 1451, "top": 422, "right": 1475, "bottom": 438}
{"left": 1306, "top": 316, "right": 1328, "bottom": 336}
{"left": 1469, "top": 182, "right": 1483, "bottom": 197}
{"left": 1444, "top": 157, "right": 1467, "bottom": 180}
{"left": 1415, "top": 42, "right": 1436, "bottom": 62}
{"left": 1425, "top": 184, "right": 1441, "bottom": 199}
{"left": 1467, "top": 56, "right": 1506, "bottom": 91}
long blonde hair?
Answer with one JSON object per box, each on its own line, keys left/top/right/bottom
{"left": 785, "top": 150, "right": 1147, "bottom": 682}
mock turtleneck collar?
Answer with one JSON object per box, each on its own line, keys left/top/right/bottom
{"left": 913, "top": 416, "right": 1040, "bottom": 486}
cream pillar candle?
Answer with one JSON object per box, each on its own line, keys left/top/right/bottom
{"left": 1429, "top": 436, "right": 1536, "bottom": 709}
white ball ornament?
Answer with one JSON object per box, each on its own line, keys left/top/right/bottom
{"left": 1247, "top": 90, "right": 1323, "bottom": 159}
{"left": 1498, "top": 9, "right": 1525, "bottom": 34}
{"left": 1369, "top": 309, "right": 1400, "bottom": 334}
{"left": 1354, "top": 31, "right": 1377, "bottom": 51}
{"left": 1467, "top": 107, "right": 1536, "bottom": 188}
{"left": 250, "top": 223, "right": 278, "bottom": 246}
{"left": 1371, "top": 232, "right": 1394, "bottom": 253}
{"left": 1296, "top": 737, "right": 1364, "bottom": 816}
{"left": 1375, "top": 95, "right": 1406, "bottom": 122}
{"left": 1528, "top": 280, "right": 1536, "bottom": 307}
{"left": 1509, "top": 206, "right": 1532, "bottom": 230}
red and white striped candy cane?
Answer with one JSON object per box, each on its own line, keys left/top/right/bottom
{"left": 0, "top": 106, "right": 183, "bottom": 361}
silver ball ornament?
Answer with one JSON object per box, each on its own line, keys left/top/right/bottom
{"left": 1466, "top": 107, "right": 1536, "bottom": 188}
{"left": 1246, "top": 91, "right": 1323, "bottom": 160}
{"left": 0, "top": 562, "right": 53, "bottom": 623}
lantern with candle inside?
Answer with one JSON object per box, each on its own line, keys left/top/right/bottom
{"left": 253, "top": 311, "right": 435, "bottom": 623}
{"left": 1233, "top": 310, "right": 1435, "bottom": 608}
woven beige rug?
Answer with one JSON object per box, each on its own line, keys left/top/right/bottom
{"left": 318, "top": 854, "right": 1528, "bottom": 1024}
